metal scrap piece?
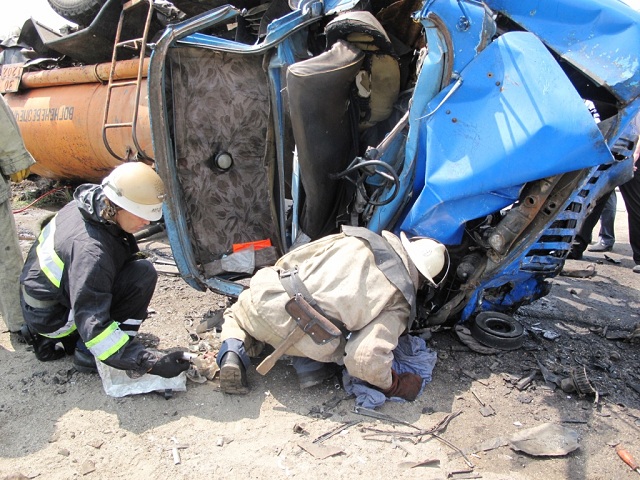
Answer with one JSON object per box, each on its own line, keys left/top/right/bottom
{"left": 508, "top": 423, "right": 579, "bottom": 456}
{"left": 298, "top": 441, "right": 343, "bottom": 459}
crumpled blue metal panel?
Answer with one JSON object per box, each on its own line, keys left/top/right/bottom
{"left": 399, "top": 31, "right": 613, "bottom": 244}
{"left": 422, "top": 0, "right": 496, "bottom": 77}
{"left": 484, "top": 0, "right": 640, "bottom": 103}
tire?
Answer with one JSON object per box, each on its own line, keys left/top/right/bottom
{"left": 469, "top": 312, "right": 525, "bottom": 350}
{"left": 47, "top": 0, "right": 108, "bottom": 26}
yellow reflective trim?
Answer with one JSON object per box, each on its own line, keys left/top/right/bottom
{"left": 85, "top": 321, "right": 129, "bottom": 361}
{"left": 36, "top": 219, "right": 64, "bottom": 288}
{"left": 41, "top": 323, "right": 77, "bottom": 339}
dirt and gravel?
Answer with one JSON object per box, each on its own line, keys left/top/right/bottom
{"left": 1, "top": 182, "right": 639, "bottom": 480}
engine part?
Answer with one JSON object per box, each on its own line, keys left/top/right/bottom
{"left": 456, "top": 251, "right": 484, "bottom": 281}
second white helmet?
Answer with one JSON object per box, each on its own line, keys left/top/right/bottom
{"left": 400, "top": 231, "right": 448, "bottom": 286}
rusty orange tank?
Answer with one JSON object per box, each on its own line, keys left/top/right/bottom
{"left": 3, "top": 59, "right": 151, "bottom": 182}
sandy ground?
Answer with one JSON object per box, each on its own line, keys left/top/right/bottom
{"left": 1, "top": 188, "right": 639, "bottom": 480}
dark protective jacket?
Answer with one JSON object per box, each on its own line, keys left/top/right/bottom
{"left": 20, "top": 184, "right": 157, "bottom": 373}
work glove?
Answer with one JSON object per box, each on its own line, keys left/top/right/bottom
{"left": 381, "top": 370, "right": 422, "bottom": 401}
{"left": 10, "top": 167, "right": 30, "bottom": 183}
{"left": 148, "top": 351, "right": 191, "bottom": 378}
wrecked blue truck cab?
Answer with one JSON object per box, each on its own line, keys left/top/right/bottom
{"left": 148, "top": 0, "right": 640, "bottom": 332}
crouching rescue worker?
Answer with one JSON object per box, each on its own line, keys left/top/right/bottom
{"left": 19, "top": 162, "right": 190, "bottom": 380}
{"left": 217, "top": 226, "right": 447, "bottom": 401}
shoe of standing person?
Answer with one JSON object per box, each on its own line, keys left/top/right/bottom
{"left": 588, "top": 242, "right": 613, "bottom": 252}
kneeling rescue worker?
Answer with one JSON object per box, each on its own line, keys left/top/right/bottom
{"left": 19, "top": 162, "right": 190, "bottom": 379}
{"left": 217, "top": 226, "right": 448, "bottom": 401}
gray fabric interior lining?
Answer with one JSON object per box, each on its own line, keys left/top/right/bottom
{"left": 169, "top": 47, "right": 278, "bottom": 266}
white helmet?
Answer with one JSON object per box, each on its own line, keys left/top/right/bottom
{"left": 102, "top": 162, "right": 165, "bottom": 221}
{"left": 400, "top": 231, "right": 448, "bottom": 286}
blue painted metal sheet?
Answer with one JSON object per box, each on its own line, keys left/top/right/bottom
{"left": 484, "top": 0, "right": 640, "bottom": 103}
{"left": 399, "top": 31, "right": 613, "bottom": 244}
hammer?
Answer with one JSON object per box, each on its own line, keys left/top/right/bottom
{"left": 256, "top": 294, "right": 341, "bottom": 375}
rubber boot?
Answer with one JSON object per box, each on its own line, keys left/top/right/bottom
{"left": 73, "top": 339, "right": 97, "bottom": 373}
{"left": 219, "top": 351, "right": 249, "bottom": 394}
{"left": 20, "top": 324, "right": 65, "bottom": 362}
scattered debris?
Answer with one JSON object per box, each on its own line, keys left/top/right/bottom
{"left": 529, "top": 327, "right": 561, "bottom": 340}
{"left": 358, "top": 410, "right": 471, "bottom": 467}
{"left": 451, "top": 436, "right": 509, "bottom": 458}
{"left": 516, "top": 393, "right": 533, "bottom": 404}
{"left": 560, "top": 263, "right": 596, "bottom": 278}
{"left": 479, "top": 405, "right": 496, "bottom": 417}
{"left": 508, "top": 423, "right": 579, "bottom": 456}
{"left": 172, "top": 447, "right": 181, "bottom": 465}
{"left": 153, "top": 263, "right": 181, "bottom": 276}
{"left": 87, "top": 440, "right": 104, "bottom": 449}
{"left": 537, "top": 359, "right": 561, "bottom": 390}
{"left": 391, "top": 437, "right": 411, "bottom": 456}
{"left": 461, "top": 370, "right": 489, "bottom": 386}
{"left": 293, "top": 424, "right": 308, "bottom": 436}
{"left": 168, "top": 438, "right": 188, "bottom": 464}
{"left": 187, "top": 354, "right": 219, "bottom": 383}
{"left": 399, "top": 458, "right": 440, "bottom": 469}
{"left": 604, "top": 254, "right": 621, "bottom": 264}
{"left": 471, "top": 390, "right": 485, "bottom": 406}
{"left": 312, "top": 420, "right": 359, "bottom": 444}
{"left": 354, "top": 406, "right": 422, "bottom": 430}
{"left": 448, "top": 471, "right": 482, "bottom": 479}
{"left": 79, "top": 460, "right": 96, "bottom": 475}
{"left": 516, "top": 371, "right": 538, "bottom": 391}
{"left": 196, "top": 308, "right": 226, "bottom": 334}
{"left": 298, "top": 441, "right": 343, "bottom": 459}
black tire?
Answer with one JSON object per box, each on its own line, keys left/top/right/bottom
{"left": 47, "top": 0, "right": 108, "bottom": 26}
{"left": 470, "top": 312, "right": 525, "bottom": 350}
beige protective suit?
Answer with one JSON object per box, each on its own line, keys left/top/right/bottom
{"left": 0, "top": 95, "right": 35, "bottom": 332}
{"left": 221, "top": 230, "right": 419, "bottom": 390}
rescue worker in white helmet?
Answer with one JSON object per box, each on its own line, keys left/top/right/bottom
{"left": 217, "top": 225, "right": 448, "bottom": 400}
{"left": 19, "top": 162, "right": 190, "bottom": 379}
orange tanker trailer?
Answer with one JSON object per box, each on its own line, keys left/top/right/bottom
{"left": 3, "top": 58, "right": 152, "bottom": 182}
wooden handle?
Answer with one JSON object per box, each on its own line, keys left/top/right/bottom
{"left": 616, "top": 445, "right": 639, "bottom": 471}
{"left": 256, "top": 327, "right": 306, "bottom": 375}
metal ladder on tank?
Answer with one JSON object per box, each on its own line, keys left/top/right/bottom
{"left": 102, "top": 0, "right": 155, "bottom": 161}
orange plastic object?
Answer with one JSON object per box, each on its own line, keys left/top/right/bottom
{"left": 233, "top": 239, "right": 272, "bottom": 253}
{"left": 616, "top": 445, "right": 640, "bottom": 473}
{"left": 4, "top": 80, "right": 151, "bottom": 182}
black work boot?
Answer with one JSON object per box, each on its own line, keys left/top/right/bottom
{"left": 73, "top": 349, "right": 98, "bottom": 374}
{"left": 219, "top": 351, "right": 249, "bottom": 395}
{"left": 21, "top": 324, "right": 65, "bottom": 362}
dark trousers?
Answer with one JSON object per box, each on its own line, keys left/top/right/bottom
{"left": 573, "top": 190, "right": 615, "bottom": 254}
{"left": 619, "top": 167, "right": 640, "bottom": 264}
{"left": 598, "top": 192, "right": 617, "bottom": 246}
{"left": 22, "top": 259, "right": 156, "bottom": 337}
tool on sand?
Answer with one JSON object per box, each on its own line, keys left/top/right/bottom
{"left": 616, "top": 445, "right": 640, "bottom": 475}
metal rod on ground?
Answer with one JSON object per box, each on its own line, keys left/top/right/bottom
{"left": 134, "top": 222, "right": 165, "bottom": 240}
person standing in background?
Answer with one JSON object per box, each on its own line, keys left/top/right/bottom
{"left": 588, "top": 191, "right": 617, "bottom": 252}
{"left": 0, "top": 93, "right": 35, "bottom": 339}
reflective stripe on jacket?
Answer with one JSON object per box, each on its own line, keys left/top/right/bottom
{"left": 36, "top": 218, "right": 65, "bottom": 288}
